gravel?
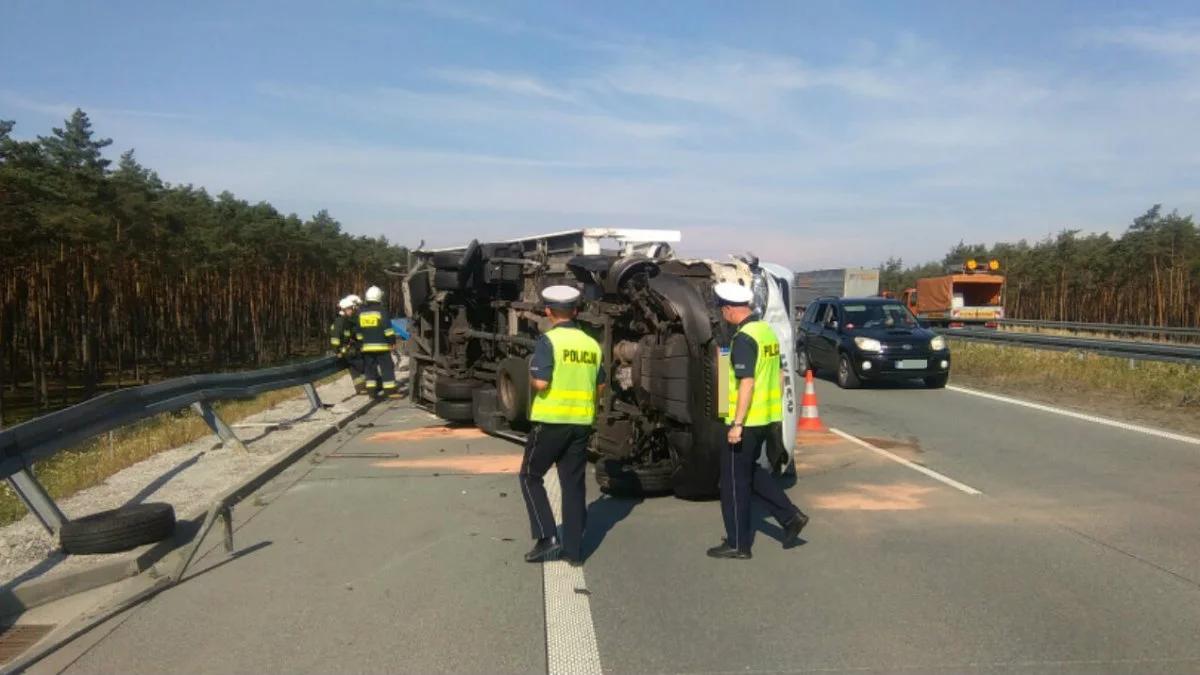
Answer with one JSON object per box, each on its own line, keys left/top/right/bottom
{"left": 0, "top": 374, "right": 371, "bottom": 588}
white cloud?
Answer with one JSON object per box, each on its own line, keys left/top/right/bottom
{"left": 1081, "top": 23, "right": 1200, "bottom": 57}
{"left": 434, "top": 68, "right": 579, "bottom": 102}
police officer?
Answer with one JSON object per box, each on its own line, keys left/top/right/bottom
{"left": 356, "top": 286, "right": 399, "bottom": 398}
{"left": 708, "top": 282, "right": 808, "bottom": 560}
{"left": 520, "top": 285, "right": 605, "bottom": 565}
{"left": 331, "top": 296, "right": 368, "bottom": 394}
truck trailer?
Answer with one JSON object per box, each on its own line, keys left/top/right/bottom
{"left": 401, "top": 229, "right": 797, "bottom": 499}
{"left": 792, "top": 267, "right": 881, "bottom": 310}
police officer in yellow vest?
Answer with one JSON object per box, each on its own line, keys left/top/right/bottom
{"left": 709, "top": 282, "right": 808, "bottom": 560}
{"left": 520, "top": 285, "right": 605, "bottom": 565}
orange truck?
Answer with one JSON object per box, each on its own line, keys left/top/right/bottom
{"left": 903, "top": 260, "right": 1005, "bottom": 328}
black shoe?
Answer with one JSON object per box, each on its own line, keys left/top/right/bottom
{"left": 525, "top": 538, "right": 562, "bottom": 563}
{"left": 783, "top": 511, "right": 809, "bottom": 547}
{"left": 706, "top": 542, "right": 751, "bottom": 560}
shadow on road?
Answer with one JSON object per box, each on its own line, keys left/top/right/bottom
{"left": 581, "top": 495, "right": 642, "bottom": 562}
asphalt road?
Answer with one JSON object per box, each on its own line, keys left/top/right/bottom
{"left": 35, "top": 378, "right": 1200, "bottom": 674}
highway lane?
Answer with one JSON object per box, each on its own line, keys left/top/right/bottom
{"left": 37, "top": 384, "right": 1200, "bottom": 674}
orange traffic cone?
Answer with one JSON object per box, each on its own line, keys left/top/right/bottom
{"left": 796, "top": 369, "right": 827, "bottom": 432}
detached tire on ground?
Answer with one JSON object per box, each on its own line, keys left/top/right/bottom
{"left": 435, "top": 399, "right": 475, "bottom": 423}
{"left": 595, "top": 459, "right": 675, "bottom": 497}
{"left": 59, "top": 502, "right": 176, "bottom": 555}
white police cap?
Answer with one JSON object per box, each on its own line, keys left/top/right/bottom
{"left": 714, "top": 281, "right": 753, "bottom": 306}
{"left": 541, "top": 285, "right": 582, "bottom": 309}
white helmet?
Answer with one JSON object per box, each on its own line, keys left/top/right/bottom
{"left": 347, "top": 294, "right": 363, "bottom": 306}
{"left": 365, "top": 286, "right": 383, "bottom": 303}
{"left": 337, "top": 296, "right": 355, "bottom": 310}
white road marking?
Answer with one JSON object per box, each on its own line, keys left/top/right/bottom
{"left": 947, "top": 385, "right": 1200, "bottom": 447}
{"left": 829, "top": 428, "right": 983, "bottom": 496}
{"left": 542, "top": 469, "right": 603, "bottom": 675}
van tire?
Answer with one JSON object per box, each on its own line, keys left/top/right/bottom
{"left": 435, "top": 377, "right": 479, "bottom": 401}
{"left": 435, "top": 399, "right": 475, "bottom": 423}
{"left": 497, "top": 357, "right": 531, "bottom": 423}
{"left": 595, "top": 459, "right": 674, "bottom": 497}
{"left": 837, "top": 353, "right": 861, "bottom": 389}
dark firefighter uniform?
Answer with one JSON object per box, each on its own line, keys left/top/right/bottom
{"left": 710, "top": 282, "right": 808, "bottom": 560}
{"left": 330, "top": 302, "right": 366, "bottom": 392}
{"left": 520, "top": 285, "right": 605, "bottom": 565}
{"left": 356, "top": 301, "right": 397, "bottom": 396}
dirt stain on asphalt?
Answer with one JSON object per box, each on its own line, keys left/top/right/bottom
{"left": 860, "top": 435, "right": 924, "bottom": 460}
{"left": 811, "top": 482, "right": 935, "bottom": 511}
{"left": 367, "top": 426, "right": 488, "bottom": 443}
{"left": 373, "top": 454, "right": 522, "bottom": 474}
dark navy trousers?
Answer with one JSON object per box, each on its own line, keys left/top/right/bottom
{"left": 720, "top": 423, "right": 799, "bottom": 552}
{"left": 519, "top": 423, "right": 590, "bottom": 559}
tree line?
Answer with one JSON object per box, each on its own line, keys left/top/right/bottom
{"left": 0, "top": 110, "right": 407, "bottom": 424}
{"left": 879, "top": 206, "right": 1200, "bottom": 328}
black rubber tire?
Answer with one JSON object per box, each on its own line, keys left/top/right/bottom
{"left": 435, "top": 399, "right": 475, "bottom": 423}
{"left": 595, "top": 459, "right": 675, "bottom": 497}
{"left": 472, "top": 386, "right": 501, "bottom": 433}
{"left": 435, "top": 376, "right": 479, "bottom": 401}
{"left": 59, "top": 503, "right": 176, "bottom": 555}
{"left": 434, "top": 269, "right": 465, "bottom": 291}
{"left": 837, "top": 353, "right": 861, "bottom": 389}
{"left": 432, "top": 250, "right": 466, "bottom": 270}
{"left": 796, "top": 346, "right": 810, "bottom": 375}
{"left": 924, "top": 373, "right": 949, "bottom": 389}
{"left": 497, "top": 356, "right": 530, "bottom": 422}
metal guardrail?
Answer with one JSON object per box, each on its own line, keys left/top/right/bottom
{"left": 1000, "top": 318, "right": 1200, "bottom": 338}
{"left": 947, "top": 328, "right": 1200, "bottom": 365}
{"left": 1, "top": 356, "right": 344, "bottom": 536}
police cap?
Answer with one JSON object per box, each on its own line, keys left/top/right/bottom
{"left": 541, "top": 285, "right": 582, "bottom": 310}
{"left": 714, "top": 281, "right": 753, "bottom": 306}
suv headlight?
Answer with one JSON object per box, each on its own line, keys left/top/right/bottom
{"left": 854, "top": 336, "right": 883, "bottom": 352}
{"left": 930, "top": 336, "right": 946, "bottom": 351}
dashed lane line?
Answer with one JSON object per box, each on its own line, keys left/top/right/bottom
{"left": 947, "top": 385, "right": 1200, "bottom": 447}
{"left": 542, "top": 468, "right": 603, "bottom": 675}
{"left": 829, "top": 428, "right": 983, "bottom": 496}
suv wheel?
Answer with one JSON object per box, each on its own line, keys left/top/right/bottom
{"left": 837, "top": 353, "right": 861, "bottom": 389}
{"left": 796, "top": 346, "right": 810, "bottom": 375}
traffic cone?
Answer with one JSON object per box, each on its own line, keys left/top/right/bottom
{"left": 797, "top": 369, "right": 827, "bottom": 432}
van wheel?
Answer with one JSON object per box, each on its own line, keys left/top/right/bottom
{"left": 837, "top": 354, "right": 861, "bottom": 389}
{"left": 796, "top": 347, "right": 810, "bottom": 375}
{"left": 595, "top": 459, "right": 674, "bottom": 497}
{"left": 435, "top": 399, "right": 474, "bottom": 423}
{"left": 497, "top": 357, "right": 530, "bottom": 422}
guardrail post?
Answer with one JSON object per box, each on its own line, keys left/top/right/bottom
{"left": 302, "top": 382, "right": 323, "bottom": 413}
{"left": 191, "top": 401, "right": 247, "bottom": 451}
{"left": 7, "top": 468, "right": 67, "bottom": 535}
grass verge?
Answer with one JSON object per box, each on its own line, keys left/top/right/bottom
{"left": 0, "top": 375, "right": 345, "bottom": 528}
{"left": 948, "top": 339, "right": 1200, "bottom": 436}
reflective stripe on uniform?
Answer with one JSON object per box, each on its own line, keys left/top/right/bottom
{"left": 361, "top": 343, "right": 391, "bottom": 352}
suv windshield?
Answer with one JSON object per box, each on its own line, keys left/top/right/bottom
{"left": 842, "top": 303, "right": 917, "bottom": 329}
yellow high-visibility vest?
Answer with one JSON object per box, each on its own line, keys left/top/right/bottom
{"left": 530, "top": 327, "right": 601, "bottom": 425}
{"left": 727, "top": 320, "right": 782, "bottom": 427}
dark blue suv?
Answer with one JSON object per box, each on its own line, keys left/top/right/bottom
{"left": 796, "top": 297, "right": 951, "bottom": 389}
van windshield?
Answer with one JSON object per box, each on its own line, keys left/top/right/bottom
{"left": 842, "top": 303, "right": 917, "bottom": 329}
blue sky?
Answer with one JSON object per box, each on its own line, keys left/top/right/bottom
{"left": 3, "top": 1, "right": 1199, "bottom": 268}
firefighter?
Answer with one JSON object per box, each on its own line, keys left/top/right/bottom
{"left": 356, "top": 285, "right": 398, "bottom": 398}
{"left": 708, "top": 282, "right": 808, "bottom": 560}
{"left": 330, "top": 296, "right": 367, "bottom": 394}
{"left": 520, "top": 285, "right": 605, "bottom": 565}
